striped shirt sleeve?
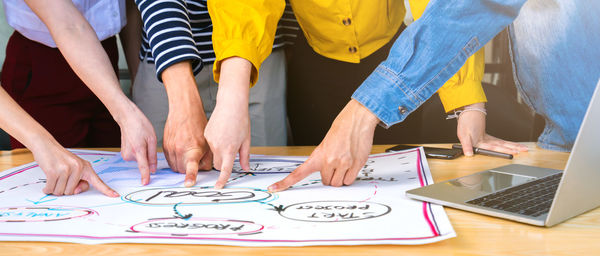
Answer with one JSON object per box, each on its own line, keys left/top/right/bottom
{"left": 136, "top": 0, "right": 203, "bottom": 82}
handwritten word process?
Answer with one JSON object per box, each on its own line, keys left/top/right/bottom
{"left": 0, "top": 149, "right": 455, "bottom": 246}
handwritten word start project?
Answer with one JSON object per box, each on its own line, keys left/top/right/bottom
{"left": 0, "top": 149, "right": 455, "bottom": 246}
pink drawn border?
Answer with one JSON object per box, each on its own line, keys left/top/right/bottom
{"left": 0, "top": 152, "right": 117, "bottom": 181}
{"left": 0, "top": 149, "right": 445, "bottom": 243}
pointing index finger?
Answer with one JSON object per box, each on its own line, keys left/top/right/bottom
{"left": 214, "top": 154, "right": 235, "bottom": 189}
{"left": 268, "top": 158, "right": 319, "bottom": 193}
{"left": 134, "top": 146, "right": 150, "bottom": 185}
{"left": 83, "top": 168, "right": 119, "bottom": 197}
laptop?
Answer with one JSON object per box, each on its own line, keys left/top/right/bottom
{"left": 406, "top": 80, "right": 600, "bottom": 227}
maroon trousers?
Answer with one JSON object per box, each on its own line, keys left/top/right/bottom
{"left": 1, "top": 32, "right": 121, "bottom": 149}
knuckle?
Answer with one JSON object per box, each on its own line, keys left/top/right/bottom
{"left": 133, "top": 146, "right": 144, "bottom": 155}
{"left": 174, "top": 145, "right": 186, "bottom": 154}
{"left": 343, "top": 172, "right": 358, "bottom": 185}
{"left": 46, "top": 170, "right": 59, "bottom": 178}
{"left": 56, "top": 163, "right": 70, "bottom": 174}
{"left": 343, "top": 178, "right": 355, "bottom": 186}
{"left": 325, "top": 156, "right": 338, "bottom": 165}
{"left": 339, "top": 157, "right": 352, "bottom": 168}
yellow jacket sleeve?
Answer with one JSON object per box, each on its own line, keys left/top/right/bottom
{"left": 208, "top": 0, "right": 285, "bottom": 86}
{"left": 409, "top": 0, "right": 487, "bottom": 112}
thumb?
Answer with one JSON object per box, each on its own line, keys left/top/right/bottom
{"left": 459, "top": 135, "right": 475, "bottom": 157}
{"left": 183, "top": 150, "right": 202, "bottom": 187}
{"left": 73, "top": 180, "right": 90, "bottom": 195}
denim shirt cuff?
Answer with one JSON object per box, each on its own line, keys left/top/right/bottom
{"left": 352, "top": 64, "right": 422, "bottom": 128}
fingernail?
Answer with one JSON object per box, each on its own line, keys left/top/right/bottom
{"left": 268, "top": 184, "right": 277, "bottom": 192}
{"left": 74, "top": 188, "right": 81, "bottom": 194}
{"left": 466, "top": 152, "right": 473, "bottom": 157}
{"left": 112, "top": 191, "right": 120, "bottom": 197}
{"left": 184, "top": 180, "right": 194, "bottom": 187}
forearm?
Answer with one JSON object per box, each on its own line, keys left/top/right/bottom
{"left": 352, "top": 0, "right": 527, "bottom": 127}
{"left": 215, "top": 57, "right": 251, "bottom": 109}
{"left": 120, "top": 0, "right": 143, "bottom": 82}
{"left": 162, "top": 61, "right": 205, "bottom": 115}
{"left": 0, "top": 88, "right": 58, "bottom": 152}
{"left": 25, "top": 0, "right": 134, "bottom": 123}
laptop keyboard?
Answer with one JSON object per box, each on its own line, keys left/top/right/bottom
{"left": 466, "top": 172, "right": 563, "bottom": 217}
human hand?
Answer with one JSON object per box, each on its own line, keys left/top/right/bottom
{"left": 163, "top": 95, "right": 213, "bottom": 187}
{"left": 0, "top": 86, "right": 117, "bottom": 197}
{"left": 32, "top": 142, "right": 119, "bottom": 197}
{"left": 204, "top": 57, "right": 252, "bottom": 189}
{"left": 456, "top": 103, "right": 528, "bottom": 156}
{"left": 162, "top": 62, "right": 213, "bottom": 187}
{"left": 268, "top": 99, "right": 379, "bottom": 192}
{"left": 117, "top": 102, "right": 158, "bottom": 185}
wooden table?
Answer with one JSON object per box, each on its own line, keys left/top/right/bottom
{"left": 1, "top": 143, "right": 599, "bottom": 255}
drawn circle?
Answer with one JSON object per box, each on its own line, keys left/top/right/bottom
{"left": 124, "top": 187, "right": 272, "bottom": 205}
{"left": 130, "top": 217, "right": 264, "bottom": 236}
{"left": 0, "top": 206, "right": 96, "bottom": 222}
{"left": 279, "top": 200, "right": 391, "bottom": 222}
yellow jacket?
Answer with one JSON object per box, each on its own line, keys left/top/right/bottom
{"left": 208, "top": 0, "right": 486, "bottom": 112}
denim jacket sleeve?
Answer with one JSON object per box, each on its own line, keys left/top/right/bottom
{"left": 351, "top": 0, "right": 528, "bottom": 128}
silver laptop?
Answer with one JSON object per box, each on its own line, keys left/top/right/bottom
{"left": 406, "top": 80, "right": 600, "bottom": 227}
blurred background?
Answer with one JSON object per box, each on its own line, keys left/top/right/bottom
{"left": 0, "top": 3, "right": 544, "bottom": 150}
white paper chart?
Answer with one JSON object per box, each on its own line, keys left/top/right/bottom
{"left": 0, "top": 149, "right": 455, "bottom": 246}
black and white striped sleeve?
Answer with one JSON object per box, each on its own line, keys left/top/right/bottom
{"left": 136, "top": 0, "right": 202, "bottom": 82}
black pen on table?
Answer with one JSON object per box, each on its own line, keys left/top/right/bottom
{"left": 452, "top": 144, "right": 514, "bottom": 159}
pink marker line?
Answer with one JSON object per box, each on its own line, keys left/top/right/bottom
{"left": 415, "top": 148, "right": 440, "bottom": 237}
{"left": 0, "top": 152, "right": 116, "bottom": 181}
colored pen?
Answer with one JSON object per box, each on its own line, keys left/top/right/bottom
{"left": 452, "top": 144, "right": 513, "bottom": 159}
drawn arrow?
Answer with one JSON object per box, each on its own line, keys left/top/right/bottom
{"left": 26, "top": 194, "right": 57, "bottom": 205}
{"left": 172, "top": 203, "right": 192, "bottom": 219}
{"left": 272, "top": 204, "right": 285, "bottom": 213}
{"left": 258, "top": 202, "right": 285, "bottom": 213}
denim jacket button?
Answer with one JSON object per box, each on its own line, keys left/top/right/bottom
{"left": 398, "top": 106, "right": 407, "bottom": 114}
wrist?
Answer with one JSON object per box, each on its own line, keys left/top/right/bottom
{"left": 215, "top": 57, "right": 251, "bottom": 110}
{"left": 447, "top": 102, "right": 487, "bottom": 120}
{"left": 348, "top": 99, "right": 380, "bottom": 128}
{"left": 162, "top": 62, "right": 205, "bottom": 114}
{"left": 25, "top": 130, "right": 62, "bottom": 155}
{"left": 102, "top": 94, "right": 137, "bottom": 124}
